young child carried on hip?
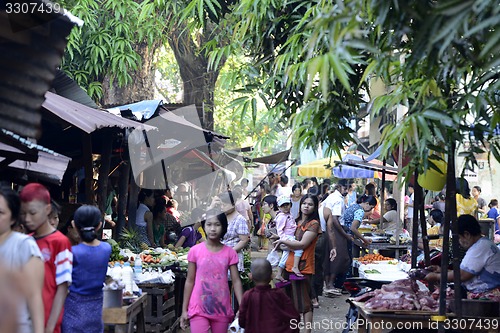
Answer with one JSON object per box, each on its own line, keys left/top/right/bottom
{"left": 274, "top": 195, "right": 303, "bottom": 281}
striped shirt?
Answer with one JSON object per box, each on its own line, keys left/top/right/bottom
{"left": 222, "top": 213, "right": 249, "bottom": 271}
{"left": 35, "top": 230, "right": 73, "bottom": 333}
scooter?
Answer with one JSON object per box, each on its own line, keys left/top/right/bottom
{"left": 342, "top": 277, "right": 390, "bottom": 333}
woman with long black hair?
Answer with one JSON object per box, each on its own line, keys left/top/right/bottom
{"left": 0, "top": 186, "right": 44, "bottom": 333}
{"left": 456, "top": 178, "right": 478, "bottom": 217}
{"left": 273, "top": 194, "right": 321, "bottom": 333}
{"left": 62, "top": 206, "right": 111, "bottom": 333}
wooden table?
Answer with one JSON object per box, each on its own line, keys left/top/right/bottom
{"left": 352, "top": 300, "right": 499, "bottom": 333}
{"left": 103, "top": 293, "right": 147, "bottom": 333}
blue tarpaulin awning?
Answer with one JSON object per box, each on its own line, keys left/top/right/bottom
{"left": 333, "top": 151, "right": 398, "bottom": 180}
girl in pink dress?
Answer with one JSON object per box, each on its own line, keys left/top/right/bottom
{"left": 180, "top": 209, "right": 244, "bottom": 333}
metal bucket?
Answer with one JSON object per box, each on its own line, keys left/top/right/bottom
{"left": 103, "top": 289, "right": 123, "bottom": 308}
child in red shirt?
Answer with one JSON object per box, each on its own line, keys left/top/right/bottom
{"left": 20, "top": 183, "right": 73, "bottom": 333}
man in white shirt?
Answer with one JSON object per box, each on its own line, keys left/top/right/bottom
{"left": 275, "top": 174, "right": 292, "bottom": 197}
{"left": 322, "top": 184, "right": 350, "bottom": 295}
{"left": 322, "top": 184, "right": 345, "bottom": 219}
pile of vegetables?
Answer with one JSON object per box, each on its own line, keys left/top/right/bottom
{"left": 389, "top": 230, "right": 411, "bottom": 244}
{"left": 107, "top": 239, "right": 125, "bottom": 262}
{"left": 106, "top": 238, "right": 190, "bottom": 271}
{"left": 135, "top": 251, "right": 162, "bottom": 264}
{"left": 131, "top": 247, "right": 189, "bottom": 271}
{"left": 356, "top": 253, "right": 394, "bottom": 264}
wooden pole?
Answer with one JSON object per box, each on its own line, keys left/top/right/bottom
{"left": 438, "top": 142, "right": 459, "bottom": 333}
{"left": 380, "top": 159, "right": 386, "bottom": 231}
{"left": 116, "top": 160, "right": 130, "bottom": 239}
{"left": 420, "top": 188, "right": 431, "bottom": 266}
{"left": 82, "top": 132, "right": 94, "bottom": 204}
{"left": 97, "top": 129, "right": 113, "bottom": 214}
{"left": 127, "top": 173, "right": 140, "bottom": 232}
{"left": 395, "top": 144, "right": 404, "bottom": 249}
{"left": 449, "top": 144, "right": 462, "bottom": 317}
{"left": 411, "top": 170, "right": 421, "bottom": 268}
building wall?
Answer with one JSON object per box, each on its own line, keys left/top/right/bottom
{"left": 457, "top": 151, "right": 500, "bottom": 204}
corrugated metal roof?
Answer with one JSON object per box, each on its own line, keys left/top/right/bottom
{"left": 5, "top": 149, "right": 71, "bottom": 184}
{"left": 51, "top": 70, "right": 98, "bottom": 108}
{"left": 42, "top": 91, "right": 156, "bottom": 133}
{"left": 1, "top": 129, "right": 61, "bottom": 156}
{"left": 0, "top": 2, "right": 78, "bottom": 138}
{"left": 0, "top": 129, "right": 71, "bottom": 184}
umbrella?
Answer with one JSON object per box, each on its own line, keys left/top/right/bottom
{"left": 297, "top": 158, "right": 339, "bottom": 177}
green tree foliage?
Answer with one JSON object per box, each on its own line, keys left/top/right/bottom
{"left": 155, "top": 46, "right": 183, "bottom": 103}
{"left": 214, "top": 56, "right": 291, "bottom": 153}
{"left": 367, "top": 0, "right": 500, "bottom": 175}
{"left": 58, "top": 0, "right": 499, "bottom": 175}
{"left": 155, "top": 46, "right": 271, "bottom": 150}
{"left": 204, "top": 0, "right": 372, "bottom": 158}
{"left": 59, "top": 0, "right": 218, "bottom": 115}
{"left": 59, "top": 0, "right": 169, "bottom": 100}
{"left": 198, "top": 0, "right": 499, "bottom": 175}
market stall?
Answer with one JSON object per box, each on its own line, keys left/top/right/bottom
{"left": 354, "top": 258, "right": 410, "bottom": 282}
{"left": 348, "top": 277, "right": 499, "bottom": 333}
{"left": 352, "top": 227, "right": 412, "bottom": 259}
{"left": 136, "top": 283, "right": 177, "bottom": 333}
{"left": 352, "top": 238, "right": 411, "bottom": 258}
{"left": 352, "top": 300, "right": 439, "bottom": 333}
{"left": 103, "top": 293, "right": 147, "bottom": 333}
{"left": 351, "top": 295, "right": 499, "bottom": 333}
{"left": 105, "top": 242, "right": 189, "bottom": 333}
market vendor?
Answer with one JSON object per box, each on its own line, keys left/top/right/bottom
{"left": 417, "top": 209, "right": 443, "bottom": 251}
{"left": 371, "top": 198, "right": 402, "bottom": 235}
{"left": 347, "top": 195, "right": 377, "bottom": 247}
{"left": 175, "top": 208, "right": 204, "bottom": 248}
{"left": 424, "top": 214, "right": 500, "bottom": 299}
{"left": 136, "top": 189, "right": 155, "bottom": 246}
{"left": 364, "top": 183, "right": 381, "bottom": 221}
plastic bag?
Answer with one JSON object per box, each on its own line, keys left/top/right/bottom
{"left": 266, "top": 249, "right": 281, "bottom": 267}
{"left": 228, "top": 318, "right": 244, "bottom": 332}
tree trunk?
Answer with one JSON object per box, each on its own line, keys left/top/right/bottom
{"left": 168, "top": 23, "right": 224, "bottom": 131}
{"left": 101, "top": 41, "right": 159, "bottom": 106}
